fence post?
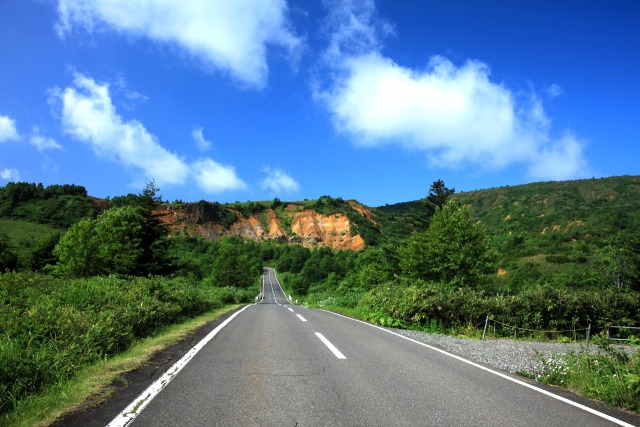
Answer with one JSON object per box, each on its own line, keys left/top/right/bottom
{"left": 514, "top": 327, "right": 517, "bottom": 339}
{"left": 586, "top": 323, "right": 591, "bottom": 345}
{"left": 482, "top": 315, "right": 489, "bottom": 340}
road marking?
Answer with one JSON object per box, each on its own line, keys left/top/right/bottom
{"left": 287, "top": 307, "right": 294, "bottom": 312}
{"left": 321, "top": 310, "right": 635, "bottom": 427}
{"left": 107, "top": 305, "right": 251, "bottom": 427}
{"left": 296, "top": 314, "right": 307, "bottom": 322}
{"left": 315, "top": 332, "right": 347, "bottom": 359}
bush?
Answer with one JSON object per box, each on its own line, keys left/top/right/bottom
{"left": 0, "top": 272, "right": 252, "bottom": 416}
{"left": 356, "top": 280, "right": 640, "bottom": 336}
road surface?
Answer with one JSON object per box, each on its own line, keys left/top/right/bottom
{"left": 108, "top": 268, "right": 638, "bottom": 426}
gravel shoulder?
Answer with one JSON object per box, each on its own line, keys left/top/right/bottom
{"left": 390, "top": 328, "right": 632, "bottom": 377}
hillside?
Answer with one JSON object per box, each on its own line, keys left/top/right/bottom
{"left": 2, "top": 176, "right": 639, "bottom": 270}
{"left": 156, "top": 197, "right": 380, "bottom": 251}
{"left": 380, "top": 175, "right": 640, "bottom": 239}
{"left": 379, "top": 175, "right": 640, "bottom": 288}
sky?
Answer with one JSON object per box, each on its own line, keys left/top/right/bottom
{"left": 1, "top": 0, "right": 639, "bottom": 207}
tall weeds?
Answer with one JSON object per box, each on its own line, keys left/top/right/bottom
{"left": 0, "top": 272, "right": 251, "bottom": 416}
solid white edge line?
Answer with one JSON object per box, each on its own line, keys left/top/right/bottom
{"left": 315, "top": 332, "right": 347, "bottom": 359}
{"left": 296, "top": 314, "right": 307, "bottom": 322}
{"left": 319, "top": 309, "right": 635, "bottom": 427}
{"left": 107, "top": 305, "right": 252, "bottom": 427}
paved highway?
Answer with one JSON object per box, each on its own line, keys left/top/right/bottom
{"left": 108, "top": 268, "right": 637, "bottom": 426}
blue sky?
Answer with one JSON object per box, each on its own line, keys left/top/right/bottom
{"left": 1, "top": 0, "right": 638, "bottom": 207}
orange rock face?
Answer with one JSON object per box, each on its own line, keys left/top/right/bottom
{"left": 155, "top": 203, "right": 369, "bottom": 251}
{"left": 290, "top": 210, "right": 365, "bottom": 251}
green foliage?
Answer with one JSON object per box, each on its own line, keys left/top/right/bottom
{"left": 538, "top": 340, "right": 640, "bottom": 412}
{"left": 0, "top": 237, "right": 18, "bottom": 271}
{"left": 53, "top": 207, "right": 174, "bottom": 277}
{"left": 379, "top": 176, "right": 640, "bottom": 291}
{"left": 206, "top": 238, "right": 262, "bottom": 288}
{"left": 0, "top": 220, "right": 61, "bottom": 271}
{"left": 169, "top": 236, "right": 263, "bottom": 287}
{"left": 598, "top": 232, "right": 640, "bottom": 290}
{"left": 422, "top": 179, "right": 455, "bottom": 216}
{"left": 0, "top": 182, "right": 95, "bottom": 229}
{"left": 0, "top": 272, "right": 252, "bottom": 417}
{"left": 399, "top": 201, "right": 496, "bottom": 287}
{"left": 52, "top": 218, "right": 100, "bottom": 277}
{"left": 355, "top": 281, "right": 640, "bottom": 336}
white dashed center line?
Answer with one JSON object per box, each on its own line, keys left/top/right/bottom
{"left": 315, "top": 332, "right": 347, "bottom": 359}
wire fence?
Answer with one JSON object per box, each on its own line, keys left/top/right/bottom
{"left": 481, "top": 315, "right": 592, "bottom": 343}
{"left": 607, "top": 326, "right": 640, "bottom": 342}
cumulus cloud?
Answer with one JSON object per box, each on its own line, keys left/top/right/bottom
{"left": 192, "top": 127, "right": 212, "bottom": 152}
{"left": 51, "top": 72, "right": 247, "bottom": 193}
{"left": 192, "top": 158, "right": 247, "bottom": 193}
{"left": 317, "top": 0, "right": 590, "bottom": 181}
{"left": 0, "top": 115, "right": 20, "bottom": 142}
{"left": 261, "top": 167, "right": 300, "bottom": 193}
{"left": 0, "top": 168, "right": 21, "bottom": 181}
{"left": 51, "top": 72, "right": 191, "bottom": 186}
{"left": 55, "top": 0, "right": 302, "bottom": 88}
{"left": 29, "top": 128, "right": 62, "bottom": 151}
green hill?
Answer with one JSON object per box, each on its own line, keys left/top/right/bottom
{"left": 0, "top": 182, "right": 98, "bottom": 269}
{"left": 379, "top": 175, "right": 640, "bottom": 289}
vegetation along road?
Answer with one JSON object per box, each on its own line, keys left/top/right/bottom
{"left": 103, "top": 268, "right": 638, "bottom": 427}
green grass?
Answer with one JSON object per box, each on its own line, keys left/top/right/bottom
{"left": 0, "top": 219, "right": 59, "bottom": 247}
{"left": 0, "top": 272, "right": 253, "bottom": 419}
{"left": 537, "top": 339, "right": 640, "bottom": 413}
{"left": 1, "top": 304, "right": 243, "bottom": 427}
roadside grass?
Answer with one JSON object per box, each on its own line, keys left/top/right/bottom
{"left": 537, "top": 339, "right": 640, "bottom": 413}
{"left": 2, "top": 304, "right": 243, "bottom": 427}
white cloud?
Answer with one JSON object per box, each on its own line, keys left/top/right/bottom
{"left": 546, "top": 83, "right": 563, "bottom": 98}
{"left": 321, "top": 0, "right": 393, "bottom": 64}
{"left": 29, "top": 128, "right": 62, "bottom": 151}
{"left": 56, "top": 0, "right": 302, "bottom": 88}
{"left": 0, "top": 115, "right": 20, "bottom": 142}
{"left": 0, "top": 168, "right": 21, "bottom": 181}
{"left": 317, "top": 1, "right": 590, "bottom": 181}
{"left": 260, "top": 167, "right": 299, "bottom": 193}
{"left": 192, "top": 158, "right": 247, "bottom": 193}
{"left": 527, "top": 133, "right": 590, "bottom": 181}
{"left": 51, "top": 72, "right": 190, "bottom": 186}
{"left": 51, "top": 72, "right": 248, "bottom": 193}
{"left": 192, "top": 127, "right": 212, "bottom": 152}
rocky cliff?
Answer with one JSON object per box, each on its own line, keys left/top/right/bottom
{"left": 155, "top": 200, "right": 375, "bottom": 251}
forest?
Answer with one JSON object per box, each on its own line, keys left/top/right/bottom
{"left": 1, "top": 176, "right": 639, "bottom": 418}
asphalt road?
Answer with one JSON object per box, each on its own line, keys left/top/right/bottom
{"left": 107, "top": 268, "right": 638, "bottom": 426}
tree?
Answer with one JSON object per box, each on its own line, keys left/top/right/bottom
{"left": 423, "top": 179, "right": 455, "bottom": 216}
{"left": 53, "top": 187, "right": 175, "bottom": 277}
{"left": 399, "top": 200, "right": 496, "bottom": 287}
{"left": 209, "top": 239, "right": 257, "bottom": 288}
{"left": 0, "top": 237, "right": 18, "bottom": 271}
{"left": 28, "top": 232, "right": 61, "bottom": 271}
{"left": 94, "top": 206, "right": 145, "bottom": 275}
{"left": 599, "top": 232, "right": 640, "bottom": 290}
{"left": 53, "top": 218, "right": 101, "bottom": 276}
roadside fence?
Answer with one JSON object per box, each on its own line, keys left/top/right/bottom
{"left": 607, "top": 326, "right": 640, "bottom": 342}
{"left": 481, "top": 315, "right": 592, "bottom": 344}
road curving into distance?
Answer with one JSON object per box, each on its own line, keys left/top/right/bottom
{"left": 107, "top": 267, "right": 639, "bottom": 427}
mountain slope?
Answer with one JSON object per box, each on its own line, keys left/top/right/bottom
{"left": 155, "top": 198, "right": 379, "bottom": 251}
